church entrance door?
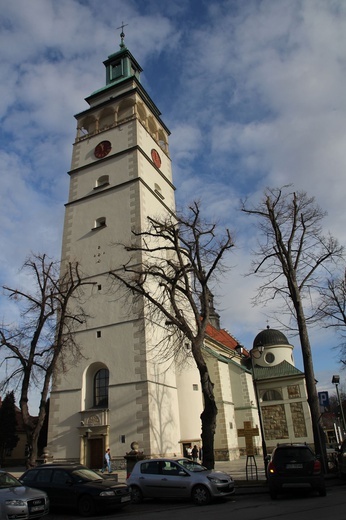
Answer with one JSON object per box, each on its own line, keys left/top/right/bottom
{"left": 88, "top": 438, "right": 103, "bottom": 469}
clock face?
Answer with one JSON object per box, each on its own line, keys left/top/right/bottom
{"left": 151, "top": 148, "right": 161, "bottom": 168}
{"left": 94, "top": 141, "right": 112, "bottom": 159}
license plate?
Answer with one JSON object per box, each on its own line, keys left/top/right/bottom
{"left": 31, "top": 505, "right": 45, "bottom": 512}
{"left": 121, "top": 495, "right": 131, "bottom": 502}
{"left": 286, "top": 463, "right": 303, "bottom": 469}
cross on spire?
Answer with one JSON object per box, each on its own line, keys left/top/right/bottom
{"left": 117, "top": 22, "right": 128, "bottom": 49}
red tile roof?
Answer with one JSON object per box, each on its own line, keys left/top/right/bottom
{"left": 205, "top": 323, "right": 250, "bottom": 357}
{"left": 205, "top": 323, "right": 237, "bottom": 348}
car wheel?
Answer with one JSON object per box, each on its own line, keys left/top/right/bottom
{"left": 130, "top": 485, "right": 143, "bottom": 504}
{"left": 78, "top": 495, "right": 95, "bottom": 517}
{"left": 191, "top": 485, "right": 211, "bottom": 506}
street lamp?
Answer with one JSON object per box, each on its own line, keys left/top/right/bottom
{"left": 332, "top": 375, "right": 346, "bottom": 436}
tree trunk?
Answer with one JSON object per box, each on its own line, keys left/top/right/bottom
{"left": 195, "top": 342, "right": 218, "bottom": 470}
{"left": 295, "top": 302, "right": 328, "bottom": 473}
{"left": 200, "top": 394, "right": 217, "bottom": 469}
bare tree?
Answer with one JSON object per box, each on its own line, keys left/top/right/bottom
{"left": 109, "top": 202, "right": 234, "bottom": 469}
{"left": 242, "top": 186, "right": 344, "bottom": 470}
{"left": 0, "top": 254, "right": 92, "bottom": 467}
{"left": 317, "top": 270, "right": 346, "bottom": 364}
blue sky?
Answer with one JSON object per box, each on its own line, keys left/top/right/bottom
{"left": 1, "top": 0, "right": 346, "bottom": 408}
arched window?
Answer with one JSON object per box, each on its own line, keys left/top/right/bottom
{"left": 118, "top": 99, "right": 135, "bottom": 122}
{"left": 158, "top": 129, "right": 168, "bottom": 152}
{"left": 261, "top": 389, "right": 283, "bottom": 402}
{"left": 99, "top": 108, "right": 114, "bottom": 131}
{"left": 137, "top": 102, "right": 147, "bottom": 126}
{"left": 80, "top": 115, "right": 97, "bottom": 136}
{"left": 95, "top": 175, "right": 109, "bottom": 188}
{"left": 154, "top": 183, "right": 164, "bottom": 200}
{"left": 94, "top": 368, "right": 109, "bottom": 408}
{"left": 148, "top": 116, "right": 157, "bottom": 139}
{"left": 93, "top": 217, "right": 106, "bottom": 229}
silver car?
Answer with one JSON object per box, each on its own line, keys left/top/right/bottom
{"left": 0, "top": 470, "right": 49, "bottom": 519}
{"left": 127, "top": 458, "right": 235, "bottom": 505}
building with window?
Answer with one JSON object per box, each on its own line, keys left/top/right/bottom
{"left": 47, "top": 35, "right": 313, "bottom": 468}
{"left": 250, "top": 327, "right": 313, "bottom": 452}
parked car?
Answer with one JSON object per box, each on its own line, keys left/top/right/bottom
{"left": 127, "top": 457, "right": 235, "bottom": 505}
{"left": 20, "top": 463, "right": 130, "bottom": 517}
{"left": 0, "top": 469, "right": 49, "bottom": 519}
{"left": 266, "top": 443, "right": 326, "bottom": 499}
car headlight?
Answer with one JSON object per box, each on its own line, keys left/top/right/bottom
{"left": 207, "top": 476, "right": 223, "bottom": 484}
{"left": 5, "top": 499, "right": 26, "bottom": 506}
{"left": 100, "top": 490, "right": 115, "bottom": 496}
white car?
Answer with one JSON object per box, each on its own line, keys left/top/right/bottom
{"left": 127, "top": 457, "right": 235, "bottom": 505}
{"left": 0, "top": 470, "right": 49, "bottom": 519}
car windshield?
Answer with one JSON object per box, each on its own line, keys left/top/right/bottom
{"left": 177, "top": 459, "right": 207, "bottom": 472}
{"left": 71, "top": 468, "right": 103, "bottom": 482}
{"left": 0, "top": 473, "right": 22, "bottom": 488}
{"left": 275, "top": 448, "right": 314, "bottom": 462}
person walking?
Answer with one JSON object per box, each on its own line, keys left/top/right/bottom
{"left": 192, "top": 445, "right": 199, "bottom": 463}
{"left": 102, "top": 448, "right": 112, "bottom": 473}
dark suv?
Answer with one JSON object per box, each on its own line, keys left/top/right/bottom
{"left": 266, "top": 443, "right": 326, "bottom": 499}
{"left": 20, "top": 463, "right": 130, "bottom": 517}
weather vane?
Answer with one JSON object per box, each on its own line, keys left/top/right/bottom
{"left": 117, "top": 22, "right": 128, "bottom": 48}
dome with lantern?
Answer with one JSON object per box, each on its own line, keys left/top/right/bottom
{"left": 252, "top": 326, "right": 294, "bottom": 368}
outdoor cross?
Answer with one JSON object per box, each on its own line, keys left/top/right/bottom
{"left": 237, "top": 421, "right": 259, "bottom": 456}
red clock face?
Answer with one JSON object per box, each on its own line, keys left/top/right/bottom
{"left": 94, "top": 141, "right": 112, "bottom": 159}
{"left": 151, "top": 149, "right": 161, "bottom": 168}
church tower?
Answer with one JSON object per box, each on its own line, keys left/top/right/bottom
{"left": 47, "top": 32, "right": 202, "bottom": 467}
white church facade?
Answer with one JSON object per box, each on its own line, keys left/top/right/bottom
{"left": 47, "top": 35, "right": 313, "bottom": 468}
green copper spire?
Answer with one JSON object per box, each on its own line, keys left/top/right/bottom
{"left": 87, "top": 24, "right": 142, "bottom": 99}
{"left": 103, "top": 23, "right": 142, "bottom": 87}
{"left": 117, "top": 22, "right": 128, "bottom": 50}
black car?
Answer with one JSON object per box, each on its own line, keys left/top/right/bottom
{"left": 20, "top": 464, "right": 130, "bottom": 517}
{"left": 266, "top": 443, "right": 326, "bottom": 499}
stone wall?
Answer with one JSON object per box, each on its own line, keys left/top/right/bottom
{"left": 262, "top": 404, "right": 289, "bottom": 440}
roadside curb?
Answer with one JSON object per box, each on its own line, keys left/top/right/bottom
{"left": 233, "top": 473, "right": 343, "bottom": 492}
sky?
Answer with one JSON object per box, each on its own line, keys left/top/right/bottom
{"left": 1, "top": 0, "right": 346, "bottom": 409}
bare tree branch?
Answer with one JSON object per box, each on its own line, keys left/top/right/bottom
{"left": 317, "top": 269, "right": 346, "bottom": 363}
{"left": 242, "top": 186, "right": 344, "bottom": 471}
{"left": 109, "top": 202, "right": 234, "bottom": 469}
{"left": 0, "top": 253, "right": 94, "bottom": 467}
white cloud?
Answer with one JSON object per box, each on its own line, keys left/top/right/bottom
{"left": 1, "top": 0, "right": 346, "bottom": 401}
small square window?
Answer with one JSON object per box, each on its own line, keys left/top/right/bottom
{"left": 193, "top": 384, "right": 198, "bottom": 391}
{"left": 97, "top": 331, "right": 101, "bottom": 338}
